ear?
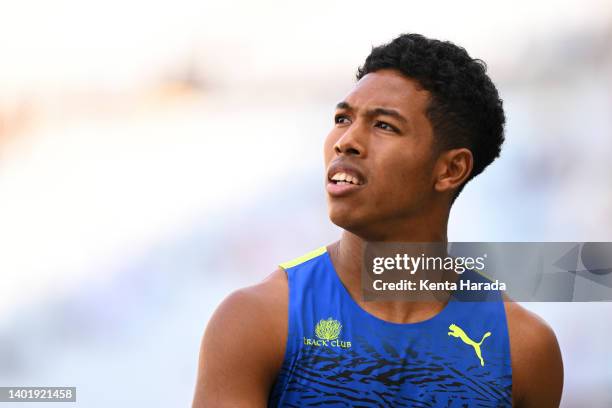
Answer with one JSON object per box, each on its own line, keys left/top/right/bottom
{"left": 433, "top": 148, "right": 473, "bottom": 193}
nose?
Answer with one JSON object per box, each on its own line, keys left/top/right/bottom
{"left": 333, "top": 125, "right": 366, "bottom": 157}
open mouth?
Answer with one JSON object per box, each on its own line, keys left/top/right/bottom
{"left": 329, "top": 171, "right": 364, "bottom": 186}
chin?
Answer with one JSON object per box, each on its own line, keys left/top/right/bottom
{"left": 328, "top": 203, "right": 356, "bottom": 227}
{"left": 328, "top": 206, "right": 373, "bottom": 237}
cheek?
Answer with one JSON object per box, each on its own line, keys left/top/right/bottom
{"left": 372, "top": 152, "right": 431, "bottom": 201}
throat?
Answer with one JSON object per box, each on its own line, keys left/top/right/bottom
{"left": 328, "top": 232, "right": 452, "bottom": 324}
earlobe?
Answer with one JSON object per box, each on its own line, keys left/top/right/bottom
{"left": 434, "top": 149, "right": 473, "bottom": 193}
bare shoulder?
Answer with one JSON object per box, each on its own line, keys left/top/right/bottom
{"left": 192, "top": 268, "right": 288, "bottom": 408}
{"left": 220, "top": 267, "right": 289, "bottom": 326}
{"left": 209, "top": 267, "right": 288, "bottom": 355}
{"left": 504, "top": 301, "right": 563, "bottom": 407}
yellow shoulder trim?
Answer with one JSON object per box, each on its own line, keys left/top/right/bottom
{"left": 279, "top": 246, "right": 327, "bottom": 270}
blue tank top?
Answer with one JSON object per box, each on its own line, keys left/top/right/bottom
{"left": 268, "top": 246, "right": 513, "bottom": 407}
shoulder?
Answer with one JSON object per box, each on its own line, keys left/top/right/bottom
{"left": 205, "top": 267, "right": 289, "bottom": 368}
{"left": 504, "top": 301, "right": 563, "bottom": 407}
{"left": 192, "top": 268, "right": 288, "bottom": 407}
{"left": 218, "top": 268, "right": 288, "bottom": 318}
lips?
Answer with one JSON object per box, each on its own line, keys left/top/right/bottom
{"left": 326, "top": 162, "right": 367, "bottom": 197}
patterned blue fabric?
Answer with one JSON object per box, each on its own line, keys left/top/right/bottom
{"left": 268, "top": 249, "right": 512, "bottom": 407}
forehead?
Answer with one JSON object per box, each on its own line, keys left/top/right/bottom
{"left": 342, "top": 69, "right": 431, "bottom": 117}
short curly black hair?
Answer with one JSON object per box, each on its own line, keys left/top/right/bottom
{"left": 357, "top": 33, "right": 505, "bottom": 200}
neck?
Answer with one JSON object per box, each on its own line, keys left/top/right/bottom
{"left": 350, "top": 201, "right": 450, "bottom": 243}
{"left": 328, "top": 219, "right": 451, "bottom": 324}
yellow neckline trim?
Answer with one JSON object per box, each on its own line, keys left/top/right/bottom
{"left": 279, "top": 246, "right": 327, "bottom": 270}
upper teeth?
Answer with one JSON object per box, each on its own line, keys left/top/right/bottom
{"left": 331, "top": 172, "right": 361, "bottom": 185}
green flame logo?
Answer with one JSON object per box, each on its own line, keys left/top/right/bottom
{"left": 315, "top": 318, "right": 342, "bottom": 341}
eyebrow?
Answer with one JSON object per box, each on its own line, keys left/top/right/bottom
{"left": 335, "top": 101, "right": 409, "bottom": 125}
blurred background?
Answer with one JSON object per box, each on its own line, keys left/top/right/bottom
{"left": 0, "top": 0, "right": 611, "bottom": 406}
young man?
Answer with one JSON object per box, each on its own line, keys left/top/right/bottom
{"left": 192, "top": 33, "right": 563, "bottom": 407}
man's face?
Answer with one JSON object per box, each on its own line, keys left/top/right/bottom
{"left": 324, "top": 69, "right": 438, "bottom": 239}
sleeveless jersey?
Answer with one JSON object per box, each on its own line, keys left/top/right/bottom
{"left": 268, "top": 246, "right": 513, "bottom": 407}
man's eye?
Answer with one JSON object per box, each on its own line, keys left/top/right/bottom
{"left": 334, "top": 115, "right": 350, "bottom": 125}
{"left": 375, "top": 121, "right": 398, "bottom": 132}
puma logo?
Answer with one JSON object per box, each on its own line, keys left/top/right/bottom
{"left": 448, "top": 323, "right": 491, "bottom": 366}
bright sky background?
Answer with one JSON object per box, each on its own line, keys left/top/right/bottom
{"left": 0, "top": 0, "right": 611, "bottom": 93}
